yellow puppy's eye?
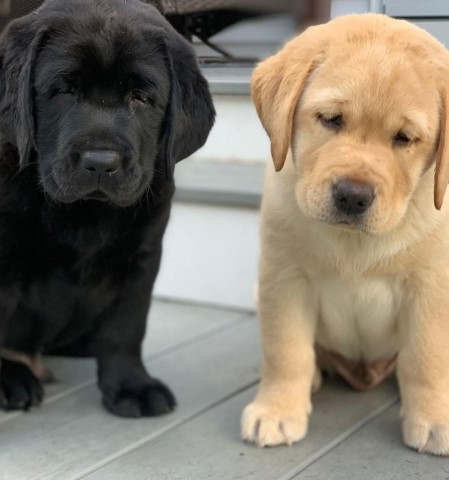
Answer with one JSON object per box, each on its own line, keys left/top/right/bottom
{"left": 394, "top": 131, "right": 411, "bottom": 146}
{"left": 316, "top": 113, "right": 343, "bottom": 130}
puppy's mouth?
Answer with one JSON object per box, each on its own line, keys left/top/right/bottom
{"left": 330, "top": 219, "right": 362, "bottom": 232}
{"left": 41, "top": 172, "right": 146, "bottom": 207}
{"left": 326, "top": 215, "right": 371, "bottom": 234}
{"left": 84, "top": 190, "right": 109, "bottom": 201}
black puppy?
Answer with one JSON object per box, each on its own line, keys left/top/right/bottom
{"left": 0, "top": 0, "right": 214, "bottom": 417}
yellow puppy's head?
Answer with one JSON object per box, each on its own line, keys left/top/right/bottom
{"left": 253, "top": 14, "right": 449, "bottom": 235}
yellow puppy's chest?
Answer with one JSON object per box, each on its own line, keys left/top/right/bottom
{"left": 314, "top": 275, "right": 401, "bottom": 388}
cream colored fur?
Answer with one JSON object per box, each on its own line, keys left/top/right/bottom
{"left": 241, "top": 14, "right": 449, "bottom": 455}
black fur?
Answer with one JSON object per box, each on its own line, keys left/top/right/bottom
{"left": 0, "top": 0, "right": 215, "bottom": 416}
{"left": 0, "top": 359, "right": 43, "bottom": 410}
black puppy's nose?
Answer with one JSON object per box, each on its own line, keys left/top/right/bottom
{"left": 81, "top": 150, "right": 122, "bottom": 175}
{"left": 332, "top": 178, "right": 375, "bottom": 215}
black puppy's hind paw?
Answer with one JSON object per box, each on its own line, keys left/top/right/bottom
{"left": 0, "top": 359, "right": 44, "bottom": 411}
{"left": 103, "top": 378, "right": 176, "bottom": 418}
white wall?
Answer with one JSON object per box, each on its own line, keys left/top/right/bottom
{"left": 154, "top": 203, "right": 260, "bottom": 311}
{"left": 188, "top": 95, "right": 271, "bottom": 165}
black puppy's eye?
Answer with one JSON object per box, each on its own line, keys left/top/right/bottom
{"left": 50, "top": 85, "right": 76, "bottom": 98}
{"left": 394, "top": 131, "right": 411, "bottom": 146}
{"left": 131, "top": 90, "right": 154, "bottom": 106}
{"left": 317, "top": 113, "right": 343, "bottom": 130}
{"left": 60, "top": 86, "right": 76, "bottom": 95}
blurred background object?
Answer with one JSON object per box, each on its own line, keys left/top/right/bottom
{"left": 169, "top": 0, "right": 331, "bottom": 63}
{"left": 0, "top": 0, "right": 9, "bottom": 16}
{"left": 0, "top": 0, "right": 330, "bottom": 63}
{"left": 155, "top": 0, "right": 330, "bottom": 61}
{"left": 0, "top": 0, "right": 39, "bottom": 29}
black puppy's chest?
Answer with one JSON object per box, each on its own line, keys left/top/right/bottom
{"left": 5, "top": 219, "right": 133, "bottom": 350}
{"left": 1, "top": 174, "right": 169, "bottom": 352}
{"left": 21, "top": 220, "right": 128, "bottom": 312}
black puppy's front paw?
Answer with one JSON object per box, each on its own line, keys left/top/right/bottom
{"left": 102, "top": 376, "right": 176, "bottom": 418}
{"left": 0, "top": 359, "right": 44, "bottom": 411}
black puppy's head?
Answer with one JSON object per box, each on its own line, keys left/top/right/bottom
{"left": 0, "top": 0, "right": 215, "bottom": 206}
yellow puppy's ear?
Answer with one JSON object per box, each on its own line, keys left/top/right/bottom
{"left": 251, "top": 26, "right": 325, "bottom": 171}
{"left": 434, "top": 90, "right": 449, "bottom": 210}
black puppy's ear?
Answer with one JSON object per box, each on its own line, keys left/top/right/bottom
{"left": 0, "top": 18, "right": 46, "bottom": 166}
{"left": 161, "top": 33, "right": 215, "bottom": 174}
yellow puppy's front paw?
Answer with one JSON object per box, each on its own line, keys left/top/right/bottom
{"left": 402, "top": 415, "right": 449, "bottom": 456}
{"left": 241, "top": 401, "right": 310, "bottom": 447}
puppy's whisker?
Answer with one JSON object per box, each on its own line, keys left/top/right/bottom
{"left": 42, "top": 189, "right": 54, "bottom": 207}
{"left": 18, "top": 160, "right": 40, "bottom": 170}
{"left": 148, "top": 185, "right": 156, "bottom": 204}
{"left": 150, "top": 167, "right": 166, "bottom": 176}
{"left": 37, "top": 172, "right": 54, "bottom": 187}
{"left": 11, "top": 161, "right": 41, "bottom": 179}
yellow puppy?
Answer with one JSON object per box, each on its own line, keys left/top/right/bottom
{"left": 241, "top": 14, "right": 449, "bottom": 455}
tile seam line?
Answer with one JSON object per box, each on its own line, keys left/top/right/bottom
{"left": 0, "top": 313, "right": 252, "bottom": 426}
{"left": 282, "top": 396, "right": 401, "bottom": 480}
{"left": 70, "top": 379, "right": 261, "bottom": 480}
{"left": 153, "top": 296, "right": 256, "bottom": 315}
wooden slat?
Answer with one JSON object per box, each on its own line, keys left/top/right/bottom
{"left": 0, "top": 300, "right": 248, "bottom": 424}
{"left": 141, "top": 300, "right": 249, "bottom": 356}
{"left": 293, "top": 404, "right": 449, "bottom": 480}
{"left": 0, "top": 319, "right": 261, "bottom": 480}
{"left": 82, "top": 380, "right": 399, "bottom": 480}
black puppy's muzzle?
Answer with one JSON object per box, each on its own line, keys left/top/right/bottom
{"left": 47, "top": 133, "right": 143, "bottom": 205}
